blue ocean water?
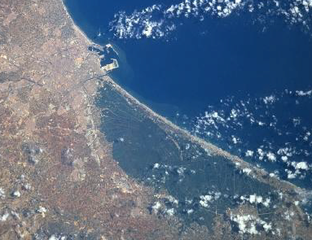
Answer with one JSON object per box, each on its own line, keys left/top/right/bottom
{"left": 64, "top": 0, "right": 312, "bottom": 188}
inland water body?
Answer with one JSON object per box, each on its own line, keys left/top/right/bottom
{"left": 64, "top": 0, "right": 312, "bottom": 191}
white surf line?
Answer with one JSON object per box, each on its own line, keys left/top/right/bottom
{"left": 61, "top": 0, "right": 304, "bottom": 194}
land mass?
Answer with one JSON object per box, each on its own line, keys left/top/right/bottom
{"left": 0, "top": 0, "right": 312, "bottom": 239}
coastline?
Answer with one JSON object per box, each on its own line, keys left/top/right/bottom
{"left": 60, "top": 0, "right": 302, "bottom": 194}
{"left": 1, "top": 0, "right": 312, "bottom": 238}
{"left": 61, "top": 1, "right": 93, "bottom": 46}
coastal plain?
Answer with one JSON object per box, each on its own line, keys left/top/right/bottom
{"left": 0, "top": 0, "right": 312, "bottom": 239}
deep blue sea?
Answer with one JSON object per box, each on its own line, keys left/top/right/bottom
{"left": 64, "top": 0, "right": 312, "bottom": 188}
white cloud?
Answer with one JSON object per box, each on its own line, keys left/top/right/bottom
{"left": 110, "top": 0, "right": 312, "bottom": 39}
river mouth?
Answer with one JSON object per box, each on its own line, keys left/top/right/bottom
{"left": 2, "top": 0, "right": 312, "bottom": 238}
{"left": 63, "top": 0, "right": 312, "bottom": 118}
{"left": 64, "top": 0, "right": 312, "bottom": 190}
{"left": 61, "top": 0, "right": 312, "bottom": 236}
